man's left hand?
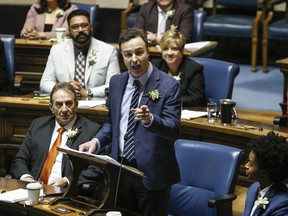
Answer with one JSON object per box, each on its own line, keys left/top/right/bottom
{"left": 48, "top": 177, "right": 68, "bottom": 187}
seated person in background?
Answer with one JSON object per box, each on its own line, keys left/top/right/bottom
{"left": 0, "top": 39, "right": 8, "bottom": 93}
{"left": 242, "top": 131, "right": 288, "bottom": 216}
{"left": 134, "top": 0, "right": 194, "bottom": 46}
{"left": 11, "top": 82, "right": 101, "bottom": 187}
{"left": 40, "top": 9, "right": 120, "bottom": 98}
{"left": 152, "top": 29, "right": 207, "bottom": 107}
{"left": 21, "top": 0, "right": 77, "bottom": 39}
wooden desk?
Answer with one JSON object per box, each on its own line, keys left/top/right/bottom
{"left": 1, "top": 96, "right": 286, "bottom": 186}
{"left": 15, "top": 39, "right": 218, "bottom": 94}
{"left": 0, "top": 177, "right": 106, "bottom": 216}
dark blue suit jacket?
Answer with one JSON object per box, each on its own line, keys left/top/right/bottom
{"left": 242, "top": 182, "right": 288, "bottom": 216}
{"left": 96, "top": 66, "right": 181, "bottom": 190}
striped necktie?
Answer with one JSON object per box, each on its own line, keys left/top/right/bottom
{"left": 123, "top": 80, "right": 141, "bottom": 161}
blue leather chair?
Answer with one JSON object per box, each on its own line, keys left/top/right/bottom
{"left": 262, "top": 0, "right": 288, "bottom": 72}
{"left": 191, "top": 57, "right": 240, "bottom": 106}
{"left": 0, "top": 34, "right": 15, "bottom": 94}
{"left": 202, "top": 0, "right": 263, "bottom": 71}
{"left": 168, "top": 139, "right": 245, "bottom": 216}
{"left": 72, "top": 2, "right": 99, "bottom": 37}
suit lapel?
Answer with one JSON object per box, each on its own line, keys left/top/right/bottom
{"left": 65, "top": 40, "right": 76, "bottom": 80}
{"left": 85, "top": 39, "right": 98, "bottom": 85}
{"left": 65, "top": 116, "right": 82, "bottom": 149}
{"left": 140, "top": 67, "right": 160, "bottom": 106}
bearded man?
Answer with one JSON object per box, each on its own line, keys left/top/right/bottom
{"left": 40, "top": 9, "right": 120, "bottom": 98}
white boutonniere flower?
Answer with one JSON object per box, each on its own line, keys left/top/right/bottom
{"left": 88, "top": 49, "right": 97, "bottom": 66}
{"left": 174, "top": 72, "right": 182, "bottom": 83}
{"left": 55, "top": 9, "right": 64, "bottom": 19}
{"left": 145, "top": 89, "right": 160, "bottom": 101}
{"left": 166, "top": 9, "right": 176, "bottom": 19}
{"left": 66, "top": 128, "right": 79, "bottom": 140}
{"left": 255, "top": 197, "right": 269, "bottom": 210}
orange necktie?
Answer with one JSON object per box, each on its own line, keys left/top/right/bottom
{"left": 39, "top": 127, "right": 66, "bottom": 184}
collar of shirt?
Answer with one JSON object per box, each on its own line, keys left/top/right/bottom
{"left": 54, "top": 115, "right": 77, "bottom": 133}
{"left": 258, "top": 183, "right": 273, "bottom": 199}
{"left": 157, "top": 5, "right": 173, "bottom": 14}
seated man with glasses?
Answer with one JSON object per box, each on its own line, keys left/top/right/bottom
{"left": 40, "top": 9, "right": 120, "bottom": 99}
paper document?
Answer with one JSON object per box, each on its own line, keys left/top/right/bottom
{"left": 62, "top": 145, "right": 120, "bottom": 166}
{"left": 78, "top": 97, "right": 105, "bottom": 108}
{"left": 0, "top": 188, "right": 45, "bottom": 203}
{"left": 0, "top": 188, "right": 28, "bottom": 203}
{"left": 60, "top": 146, "right": 144, "bottom": 177}
{"left": 184, "top": 41, "right": 211, "bottom": 51}
{"left": 181, "top": 109, "right": 207, "bottom": 120}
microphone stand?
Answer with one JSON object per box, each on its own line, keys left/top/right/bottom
{"left": 113, "top": 133, "right": 128, "bottom": 210}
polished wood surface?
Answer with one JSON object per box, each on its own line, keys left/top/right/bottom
{"left": 1, "top": 96, "right": 287, "bottom": 187}
{"left": 0, "top": 177, "right": 98, "bottom": 216}
{"left": 15, "top": 39, "right": 218, "bottom": 94}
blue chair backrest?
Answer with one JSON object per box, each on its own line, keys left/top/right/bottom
{"left": 217, "top": 0, "right": 258, "bottom": 8}
{"left": 72, "top": 3, "right": 99, "bottom": 36}
{"left": 175, "top": 139, "right": 244, "bottom": 194}
{"left": 168, "top": 139, "right": 245, "bottom": 216}
{"left": 191, "top": 57, "right": 239, "bottom": 106}
{"left": 0, "top": 34, "right": 15, "bottom": 90}
{"left": 127, "top": 9, "right": 205, "bottom": 42}
{"left": 193, "top": 10, "right": 206, "bottom": 42}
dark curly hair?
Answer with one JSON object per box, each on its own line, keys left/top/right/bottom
{"left": 35, "top": 0, "right": 72, "bottom": 14}
{"left": 247, "top": 131, "right": 288, "bottom": 183}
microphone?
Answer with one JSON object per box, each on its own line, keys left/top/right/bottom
{"left": 113, "top": 133, "right": 128, "bottom": 210}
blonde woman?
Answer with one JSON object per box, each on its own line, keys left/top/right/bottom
{"left": 152, "top": 29, "right": 207, "bottom": 107}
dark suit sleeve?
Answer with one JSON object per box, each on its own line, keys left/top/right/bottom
{"left": 10, "top": 119, "right": 40, "bottom": 179}
{"left": 174, "top": 3, "right": 194, "bottom": 43}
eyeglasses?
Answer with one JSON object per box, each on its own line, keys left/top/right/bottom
{"left": 70, "top": 23, "right": 90, "bottom": 32}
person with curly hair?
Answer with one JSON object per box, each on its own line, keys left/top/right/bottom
{"left": 242, "top": 131, "right": 288, "bottom": 216}
{"left": 20, "top": 0, "right": 77, "bottom": 39}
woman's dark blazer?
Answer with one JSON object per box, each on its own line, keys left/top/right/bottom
{"left": 152, "top": 56, "right": 207, "bottom": 107}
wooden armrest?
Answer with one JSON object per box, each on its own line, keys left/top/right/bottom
{"left": 121, "top": 2, "right": 133, "bottom": 32}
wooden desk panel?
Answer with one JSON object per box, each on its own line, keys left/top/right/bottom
{"left": 1, "top": 96, "right": 286, "bottom": 186}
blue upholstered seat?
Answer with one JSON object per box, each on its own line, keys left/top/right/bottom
{"left": 191, "top": 57, "right": 240, "bottom": 106}
{"left": 168, "top": 139, "right": 245, "bottom": 216}
{"left": 202, "top": 0, "right": 262, "bottom": 71}
{"left": 0, "top": 34, "right": 15, "bottom": 94}
{"left": 262, "top": 0, "right": 288, "bottom": 72}
{"left": 72, "top": 2, "right": 99, "bottom": 37}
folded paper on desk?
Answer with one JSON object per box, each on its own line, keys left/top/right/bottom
{"left": 184, "top": 41, "right": 211, "bottom": 51}
{"left": 181, "top": 109, "right": 207, "bottom": 120}
{"left": 78, "top": 98, "right": 105, "bottom": 108}
{"left": 0, "top": 188, "right": 44, "bottom": 203}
